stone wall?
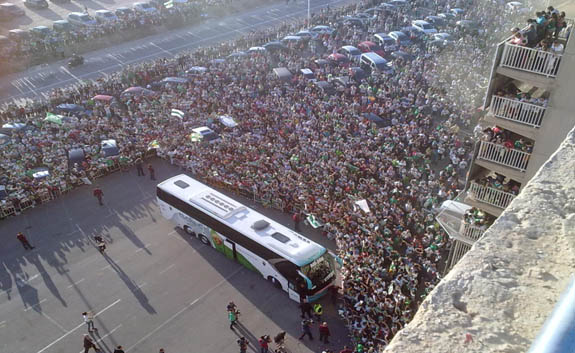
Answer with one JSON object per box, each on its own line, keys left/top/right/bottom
{"left": 384, "top": 128, "right": 575, "bottom": 353}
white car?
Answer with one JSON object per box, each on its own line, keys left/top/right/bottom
{"left": 309, "top": 25, "right": 334, "bottom": 35}
{"left": 411, "top": 20, "right": 437, "bottom": 34}
{"left": 67, "top": 12, "right": 98, "bottom": 27}
{"left": 506, "top": 1, "right": 530, "bottom": 13}
{"left": 133, "top": 2, "right": 157, "bottom": 13}
{"left": 94, "top": 10, "right": 118, "bottom": 23}
{"left": 191, "top": 126, "right": 220, "bottom": 144}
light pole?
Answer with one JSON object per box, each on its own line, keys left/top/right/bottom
{"left": 307, "top": 0, "right": 310, "bottom": 26}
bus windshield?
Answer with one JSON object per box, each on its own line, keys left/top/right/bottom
{"left": 301, "top": 252, "right": 335, "bottom": 288}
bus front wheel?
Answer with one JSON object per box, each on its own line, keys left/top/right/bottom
{"left": 199, "top": 234, "right": 210, "bottom": 245}
{"left": 268, "top": 276, "right": 282, "bottom": 290}
{"left": 184, "top": 226, "right": 196, "bottom": 237}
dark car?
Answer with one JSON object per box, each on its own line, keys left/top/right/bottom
{"left": 425, "top": 15, "right": 446, "bottom": 28}
{"left": 30, "top": 25, "right": 51, "bottom": 38}
{"left": 263, "top": 41, "right": 288, "bottom": 52}
{"left": 0, "top": 3, "right": 25, "bottom": 18}
{"left": 390, "top": 50, "right": 414, "bottom": 61}
{"left": 53, "top": 19, "right": 72, "bottom": 32}
{"left": 388, "top": 31, "right": 412, "bottom": 46}
{"left": 340, "top": 16, "right": 366, "bottom": 30}
{"left": 23, "top": 0, "right": 48, "bottom": 9}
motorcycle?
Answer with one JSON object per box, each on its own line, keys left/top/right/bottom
{"left": 68, "top": 55, "right": 84, "bottom": 68}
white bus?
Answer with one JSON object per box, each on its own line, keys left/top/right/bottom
{"left": 156, "top": 174, "right": 336, "bottom": 302}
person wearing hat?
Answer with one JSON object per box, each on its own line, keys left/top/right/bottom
{"left": 113, "top": 346, "right": 125, "bottom": 353}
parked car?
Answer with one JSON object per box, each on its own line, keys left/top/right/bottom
{"left": 68, "top": 12, "right": 98, "bottom": 27}
{"left": 411, "top": 20, "right": 437, "bottom": 34}
{"left": 50, "top": 0, "right": 70, "bottom": 3}
{"left": 53, "top": 19, "right": 72, "bottom": 32}
{"left": 191, "top": 126, "right": 220, "bottom": 144}
{"left": 94, "top": 10, "right": 118, "bottom": 23}
{"left": 505, "top": 1, "right": 530, "bottom": 13}
{"left": 133, "top": 2, "right": 157, "bottom": 13}
{"left": 340, "top": 16, "right": 366, "bottom": 30}
{"left": 401, "top": 26, "right": 425, "bottom": 41}
{"left": 377, "top": 2, "right": 397, "bottom": 12}
{"left": 437, "top": 12, "right": 456, "bottom": 23}
{"left": 388, "top": 31, "right": 412, "bottom": 46}
{"left": 327, "top": 53, "right": 350, "bottom": 67}
{"left": 0, "top": 3, "right": 25, "bottom": 19}
{"left": 115, "top": 7, "right": 133, "bottom": 17}
{"left": 425, "top": 15, "right": 446, "bottom": 28}
{"left": 388, "top": 0, "right": 408, "bottom": 8}
{"left": 373, "top": 33, "right": 397, "bottom": 52}
{"left": 456, "top": 20, "right": 481, "bottom": 35}
{"left": 358, "top": 40, "right": 386, "bottom": 58}
{"left": 309, "top": 25, "right": 334, "bottom": 36}
{"left": 23, "top": 0, "right": 48, "bottom": 9}
{"left": 433, "top": 32, "right": 455, "bottom": 44}
{"left": 263, "top": 41, "right": 288, "bottom": 52}
{"left": 450, "top": 8, "right": 464, "bottom": 16}
{"left": 30, "top": 25, "right": 51, "bottom": 38}
{"left": 7, "top": 28, "right": 29, "bottom": 41}
{"left": 338, "top": 45, "right": 362, "bottom": 62}
{"left": 293, "top": 30, "right": 315, "bottom": 39}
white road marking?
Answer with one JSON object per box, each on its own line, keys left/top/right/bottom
{"left": 40, "top": 312, "right": 68, "bottom": 333}
{"left": 107, "top": 53, "right": 124, "bottom": 65}
{"left": 126, "top": 267, "right": 244, "bottom": 352}
{"left": 77, "top": 324, "right": 123, "bottom": 353}
{"left": 24, "top": 298, "right": 47, "bottom": 312}
{"left": 159, "top": 264, "right": 175, "bottom": 275}
{"left": 66, "top": 278, "right": 85, "bottom": 289}
{"left": 36, "top": 299, "right": 121, "bottom": 353}
{"left": 59, "top": 66, "right": 82, "bottom": 83}
{"left": 150, "top": 42, "right": 173, "bottom": 56}
{"left": 135, "top": 243, "right": 152, "bottom": 253}
{"left": 0, "top": 320, "right": 6, "bottom": 327}
{"left": 136, "top": 282, "right": 147, "bottom": 289}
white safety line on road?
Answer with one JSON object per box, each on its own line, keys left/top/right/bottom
{"left": 126, "top": 267, "right": 244, "bottom": 352}
{"left": 24, "top": 298, "right": 47, "bottom": 312}
{"left": 135, "top": 243, "right": 153, "bottom": 253}
{"left": 0, "top": 320, "right": 6, "bottom": 327}
{"left": 40, "top": 312, "right": 68, "bottom": 333}
{"left": 136, "top": 282, "right": 147, "bottom": 289}
{"left": 77, "top": 324, "right": 123, "bottom": 353}
{"left": 107, "top": 54, "right": 124, "bottom": 65}
{"left": 158, "top": 264, "right": 175, "bottom": 275}
{"left": 150, "top": 42, "right": 173, "bottom": 56}
{"left": 36, "top": 299, "right": 121, "bottom": 353}
{"left": 66, "top": 278, "right": 85, "bottom": 289}
{"left": 59, "top": 66, "right": 83, "bottom": 83}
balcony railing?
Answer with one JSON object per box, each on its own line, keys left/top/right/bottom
{"left": 469, "top": 182, "right": 516, "bottom": 209}
{"left": 477, "top": 140, "right": 531, "bottom": 171}
{"left": 490, "top": 95, "right": 546, "bottom": 128}
{"left": 461, "top": 223, "right": 487, "bottom": 242}
{"left": 500, "top": 43, "right": 562, "bottom": 78}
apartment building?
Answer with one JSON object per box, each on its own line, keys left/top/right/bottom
{"left": 439, "top": 21, "right": 575, "bottom": 272}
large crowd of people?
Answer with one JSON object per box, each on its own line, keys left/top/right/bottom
{"left": 0, "top": 0, "right": 569, "bottom": 350}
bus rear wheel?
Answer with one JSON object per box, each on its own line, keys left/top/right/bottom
{"left": 184, "top": 226, "right": 195, "bottom": 237}
{"left": 268, "top": 276, "right": 282, "bottom": 290}
{"left": 199, "top": 234, "right": 210, "bottom": 245}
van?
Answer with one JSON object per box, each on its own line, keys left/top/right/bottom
{"left": 337, "top": 45, "right": 362, "bottom": 62}
{"left": 191, "top": 126, "right": 220, "bottom": 144}
{"left": 360, "top": 52, "right": 392, "bottom": 74}
{"left": 373, "top": 33, "right": 397, "bottom": 51}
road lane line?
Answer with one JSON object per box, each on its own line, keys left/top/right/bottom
{"left": 77, "top": 324, "right": 123, "bottom": 353}
{"left": 159, "top": 264, "right": 175, "bottom": 275}
{"left": 136, "top": 282, "right": 147, "bottom": 289}
{"left": 126, "top": 267, "right": 244, "bottom": 352}
{"left": 135, "top": 243, "right": 152, "bottom": 253}
{"left": 40, "top": 312, "right": 68, "bottom": 333}
{"left": 59, "top": 66, "right": 82, "bottom": 83}
{"left": 24, "top": 298, "right": 47, "bottom": 312}
{"left": 36, "top": 299, "right": 121, "bottom": 353}
{"left": 66, "top": 278, "right": 85, "bottom": 289}
{"left": 150, "top": 42, "right": 173, "bottom": 56}
{"left": 0, "top": 320, "right": 6, "bottom": 327}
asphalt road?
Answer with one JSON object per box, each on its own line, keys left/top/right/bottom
{"left": 0, "top": 0, "right": 349, "bottom": 105}
{"left": 0, "top": 158, "right": 349, "bottom": 353}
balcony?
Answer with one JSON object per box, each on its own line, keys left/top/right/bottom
{"left": 500, "top": 43, "right": 562, "bottom": 78}
{"left": 461, "top": 222, "right": 487, "bottom": 242}
{"left": 477, "top": 140, "right": 530, "bottom": 173}
{"left": 490, "top": 95, "right": 546, "bottom": 128}
{"left": 468, "top": 182, "right": 516, "bottom": 210}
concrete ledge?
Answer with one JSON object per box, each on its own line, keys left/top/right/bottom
{"left": 384, "top": 127, "right": 575, "bottom": 353}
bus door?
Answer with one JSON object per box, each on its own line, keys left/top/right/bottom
{"left": 224, "top": 239, "right": 237, "bottom": 261}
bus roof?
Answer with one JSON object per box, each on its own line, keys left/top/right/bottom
{"left": 157, "top": 175, "right": 326, "bottom": 266}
